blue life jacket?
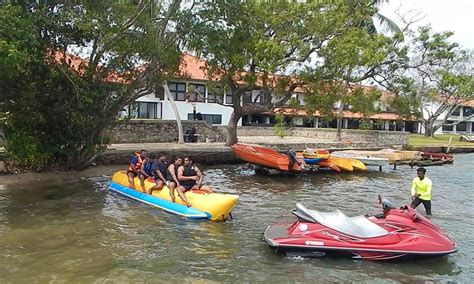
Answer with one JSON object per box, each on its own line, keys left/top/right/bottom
{"left": 143, "top": 160, "right": 153, "bottom": 176}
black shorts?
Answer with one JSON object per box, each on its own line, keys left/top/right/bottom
{"left": 182, "top": 183, "right": 195, "bottom": 191}
{"left": 127, "top": 170, "right": 138, "bottom": 177}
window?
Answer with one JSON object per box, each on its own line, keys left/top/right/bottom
{"left": 463, "top": 107, "right": 472, "bottom": 117}
{"left": 207, "top": 86, "right": 223, "bottom": 104}
{"left": 154, "top": 85, "right": 164, "bottom": 100}
{"left": 346, "top": 119, "right": 359, "bottom": 129}
{"left": 168, "top": 82, "right": 186, "bottom": 101}
{"left": 296, "top": 94, "right": 304, "bottom": 105}
{"left": 255, "top": 92, "right": 265, "bottom": 104}
{"left": 243, "top": 92, "right": 253, "bottom": 103}
{"left": 456, "top": 122, "right": 467, "bottom": 132}
{"left": 442, "top": 121, "right": 454, "bottom": 132}
{"left": 129, "top": 102, "right": 160, "bottom": 119}
{"left": 187, "top": 113, "right": 222, "bottom": 124}
{"left": 189, "top": 83, "right": 206, "bottom": 102}
{"left": 451, "top": 107, "right": 460, "bottom": 116}
{"left": 225, "top": 94, "right": 233, "bottom": 105}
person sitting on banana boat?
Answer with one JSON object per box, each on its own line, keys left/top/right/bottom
{"left": 177, "top": 156, "right": 214, "bottom": 206}
{"left": 166, "top": 156, "right": 190, "bottom": 205}
{"left": 138, "top": 152, "right": 155, "bottom": 193}
{"left": 127, "top": 149, "right": 148, "bottom": 191}
{"left": 148, "top": 152, "right": 168, "bottom": 194}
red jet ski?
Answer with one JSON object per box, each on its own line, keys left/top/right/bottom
{"left": 264, "top": 198, "right": 457, "bottom": 260}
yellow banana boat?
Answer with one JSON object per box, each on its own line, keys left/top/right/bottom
{"left": 109, "top": 171, "right": 239, "bottom": 221}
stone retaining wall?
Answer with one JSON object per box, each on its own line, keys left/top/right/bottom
{"left": 107, "top": 120, "right": 226, "bottom": 143}
{"left": 236, "top": 126, "right": 410, "bottom": 147}
{"left": 107, "top": 121, "right": 409, "bottom": 147}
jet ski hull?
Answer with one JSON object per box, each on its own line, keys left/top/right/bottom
{"left": 264, "top": 224, "right": 456, "bottom": 260}
{"left": 264, "top": 205, "right": 457, "bottom": 261}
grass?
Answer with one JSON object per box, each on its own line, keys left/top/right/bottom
{"left": 409, "top": 134, "right": 474, "bottom": 147}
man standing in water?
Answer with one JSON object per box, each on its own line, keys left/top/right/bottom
{"left": 410, "top": 167, "right": 432, "bottom": 215}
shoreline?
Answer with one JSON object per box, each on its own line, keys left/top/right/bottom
{"left": 2, "top": 141, "right": 474, "bottom": 176}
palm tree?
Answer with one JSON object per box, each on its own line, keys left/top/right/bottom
{"left": 350, "top": 0, "right": 402, "bottom": 36}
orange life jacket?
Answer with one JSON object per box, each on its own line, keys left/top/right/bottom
{"left": 128, "top": 152, "right": 143, "bottom": 172}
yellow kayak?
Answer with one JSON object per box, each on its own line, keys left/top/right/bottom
{"left": 326, "top": 156, "right": 354, "bottom": 172}
{"left": 328, "top": 156, "right": 366, "bottom": 171}
{"left": 350, "top": 158, "right": 366, "bottom": 171}
{"left": 110, "top": 171, "right": 239, "bottom": 221}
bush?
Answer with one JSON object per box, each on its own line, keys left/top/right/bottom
{"left": 273, "top": 113, "right": 287, "bottom": 138}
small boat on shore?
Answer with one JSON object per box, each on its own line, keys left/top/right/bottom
{"left": 421, "top": 152, "right": 454, "bottom": 161}
{"left": 334, "top": 150, "right": 419, "bottom": 163}
{"left": 230, "top": 143, "right": 301, "bottom": 171}
{"left": 109, "top": 171, "right": 238, "bottom": 221}
{"left": 317, "top": 160, "right": 341, "bottom": 172}
{"left": 331, "top": 151, "right": 389, "bottom": 168}
{"left": 296, "top": 149, "right": 330, "bottom": 165}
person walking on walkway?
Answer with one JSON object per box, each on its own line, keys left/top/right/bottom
{"left": 410, "top": 167, "right": 432, "bottom": 215}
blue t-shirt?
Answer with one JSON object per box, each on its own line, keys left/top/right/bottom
{"left": 143, "top": 160, "right": 153, "bottom": 176}
{"left": 152, "top": 161, "right": 168, "bottom": 180}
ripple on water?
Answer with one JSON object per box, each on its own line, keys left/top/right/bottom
{"left": 0, "top": 154, "right": 473, "bottom": 282}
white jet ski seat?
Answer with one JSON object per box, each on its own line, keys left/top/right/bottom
{"left": 294, "top": 203, "right": 388, "bottom": 238}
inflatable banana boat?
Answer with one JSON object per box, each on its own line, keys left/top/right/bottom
{"left": 108, "top": 171, "right": 239, "bottom": 221}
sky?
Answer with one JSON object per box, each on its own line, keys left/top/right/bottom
{"left": 379, "top": 0, "right": 474, "bottom": 50}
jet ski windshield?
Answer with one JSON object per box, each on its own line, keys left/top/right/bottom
{"left": 381, "top": 198, "right": 396, "bottom": 212}
{"left": 293, "top": 203, "right": 388, "bottom": 239}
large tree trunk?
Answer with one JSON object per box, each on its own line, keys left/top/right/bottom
{"left": 336, "top": 118, "right": 342, "bottom": 141}
{"left": 164, "top": 83, "right": 184, "bottom": 144}
{"left": 423, "top": 120, "right": 436, "bottom": 137}
{"left": 336, "top": 100, "right": 344, "bottom": 142}
{"left": 226, "top": 110, "right": 241, "bottom": 146}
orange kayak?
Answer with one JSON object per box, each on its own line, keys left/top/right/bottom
{"left": 231, "top": 143, "right": 301, "bottom": 171}
{"left": 318, "top": 160, "right": 341, "bottom": 172}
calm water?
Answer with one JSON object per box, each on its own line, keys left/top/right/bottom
{"left": 0, "top": 154, "right": 473, "bottom": 282}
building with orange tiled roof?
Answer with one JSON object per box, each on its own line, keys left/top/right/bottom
{"left": 110, "top": 52, "right": 473, "bottom": 134}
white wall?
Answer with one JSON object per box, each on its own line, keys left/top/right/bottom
{"left": 132, "top": 87, "right": 238, "bottom": 125}
{"left": 160, "top": 100, "right": 236, "bottom": 125}
{"left": 420, "top": 102, "right": 473, "bottom": 134}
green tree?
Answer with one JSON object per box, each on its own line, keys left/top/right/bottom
{"left": 0, "top": 1, "right": 197, "bottom": 169}
{"left": 188, "top": 0, "right": 385, "bottom": 145}
{"left": 302, "top": 25, "right": 396, "bottom": 140}
{"left": 380, "top": 26, "right": 474, "bottom": 137}
{"left": 273, "top": 113, "right": 287, "bottom": 139}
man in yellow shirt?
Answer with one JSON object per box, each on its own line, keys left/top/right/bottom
{"left": 410, "top": 167, "right": 432, "bottom": 215}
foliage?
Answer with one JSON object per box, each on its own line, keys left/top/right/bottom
{"left": 381, "top": 26, "right": 474, "bottom": 136}
{"left": 300, "top": 9, "right": 399, "bottom": 140}
{"left": 273, "top": 113, "right": 287, "bottom": 139}
{"left": 188, "top": 0, "right": 395, "bottom": 145}
{"left": 358, "top": 119, "right": 373, "bottom": 130}
{"left": 287, "top": 98, "right": 301, "bottom": 109}
{"left": 0, "top": 1, "right": 196, "bottom": 169}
